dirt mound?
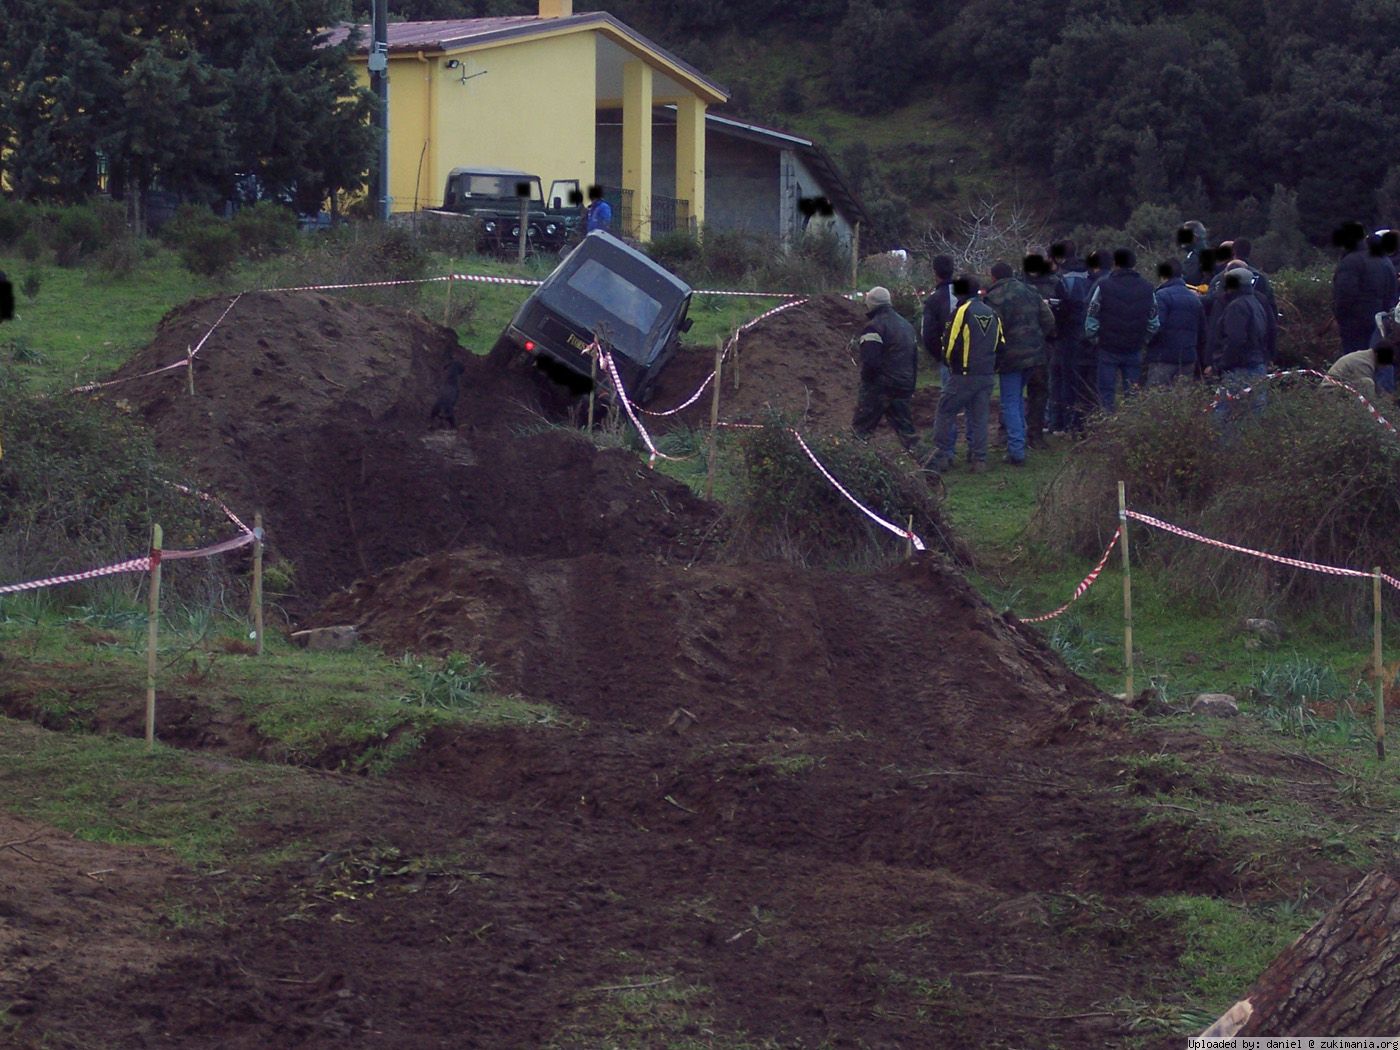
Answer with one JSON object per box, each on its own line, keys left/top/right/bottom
{"left": 311, "top": 546, "right": 1097, "bottom": 740}
{"left": 104, "top": 293, "right": 721, "bottom": 605}
{"left": 646, "top": 295, "right": 865, "bottom": 429}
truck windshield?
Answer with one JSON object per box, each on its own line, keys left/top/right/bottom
{"left": 565, "top": 259, "right": 664, "bottom": 339}
{"left": 455, "top": 174, "right": 542, "bottom": 201}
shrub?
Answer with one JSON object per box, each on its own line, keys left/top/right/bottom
{"left": 20, "top": 272, "right": 41, "bottom": 301}
{"left": 727, "top": 416, "right": 960, "bottom": 567}
{"left": 0, "top": 366, "right": 231, "bottom": 602}
{"left": 1038, "top": 382, "right": 1400, "bottom": 621}
{"left": 416, "top": 211, "right": 482, "bottom": 257}
{"left": 17, "top": 227, "right": 43, "bottom": 262}
{"left": 48, "top": 199, "right": 128, "bottom": 267}
{"left": 231, "top": 201, "right": 297, "bottom": 259}
{"left": 0, "top": 197, "right": 37, "bottom": 247}
{"left": 178, "top": 220, "right": 240, "bottom": 278}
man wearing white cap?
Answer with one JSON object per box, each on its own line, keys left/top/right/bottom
{"left": 852, "top": 286, "right": 919, "bottom": 451}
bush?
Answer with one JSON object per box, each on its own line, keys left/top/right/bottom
{"left": 727, "top": 416, "right": 959, "bottom": 567}
{"left": 0, "top": 198, "right": 37, "bottom": 247}
{"left": 1038, "top": 382, "right": 1400, "bottom": 622}
{"left": 178, "top": 220, "right": 240, "bottom": 278}
{"left": 0, "top": 366, "right": 231, "bottom": 601}
{"left": 17, "top": 227, "right": 43, "bottom": 262}
{"left": 231, "top": 201, "right": 297, "bottom": 259}
{"left": 50, "top": 199, "right": 128, "bottom": 267}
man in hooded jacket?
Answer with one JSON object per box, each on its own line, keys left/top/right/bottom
{"left": 852, "top": 286, "right": 919, "bottom": 451}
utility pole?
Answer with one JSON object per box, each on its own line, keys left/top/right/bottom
{"left": 370, "top": 0, "right": 390, "bottom": 220}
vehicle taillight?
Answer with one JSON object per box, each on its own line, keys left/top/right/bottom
{"left": 524, "top": 340, "right": 536, "bottom": 352}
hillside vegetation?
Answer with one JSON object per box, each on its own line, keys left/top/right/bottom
{"left": 397, "top": 0, "right": 1400, "bottom": 256}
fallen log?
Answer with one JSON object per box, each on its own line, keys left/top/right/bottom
{"left": 1201, "top": 871, "right": 1400, "bottom": 1038}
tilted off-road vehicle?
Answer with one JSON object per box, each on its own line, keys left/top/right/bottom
{"left": 439, "top": 166, "right": 580, "bottom": 255}
{"left": 491, "top": 230, "right": 693, "bottom": 402}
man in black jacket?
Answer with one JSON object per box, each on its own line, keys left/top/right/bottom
{"left": 852, "top": 286, "right": 919, "bottom": 451}
{"left": 1334, "top": 222, "right": 1388, "bottom": 354}
{"left": 921, "top": 254, "right": 957, "bottom": 379}
{"left": 1209, "top": 263, "right": 1271, "bottom": 419}
{"left": 0, "top": 270, "right": 12, "bottom": 323}
{"left": 1086, "top": 248, "right": 1159, "bottom": 412}
{"left": 929, "top": 276, "right": 1003, "bottom": 473}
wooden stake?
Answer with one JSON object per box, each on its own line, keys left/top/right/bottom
{"left": 517, "top": 197, "right": 529, "bottom": 266}
{"left": 732, "top": 338, "right": 741, "bottom": 392}
{"left": 443, "top": 269, "right": 454, "bottom": 326}
{"left": 851, "top": 221, "right": 861, "bottom": 292}
{"left": 186, "top": 347, "right": 195, "bottom": 396}
{"left": 906, "top": 514, "right": 915, "bottom": 559}
{"left": 706, "top": 338, "right": 725, "bottom": 501}
{"left": 1375, "top": 567, "right": 1385, "bottom": 761}
{"left": 145, "top": 523, "right": 163, "bottom": 751}
{"left": 252, "top": 513, "right": 265, "bottom": 657}
{"left": 587, "top": 347, "right": 598, "bottom": 431}
{"left": 1118, "top": 481, "right": 1133, "bottom": 701}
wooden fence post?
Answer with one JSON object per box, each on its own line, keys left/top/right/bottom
{"left": 443, "top": 269, "right": 454, "bottom": 326}
{"left": 587, "top": 347, "right": 599, "bottom": 431}
{"left": 851, "top": 221, "right": 861, "bottom": 292}
{"left": 186, "top": 346, "right": 195, "bottom": 397}
{"left": 517, "top": 197, "right": 529, "bottom": 266}
{"left": 145, "top": 523, "right": 163, "bottom": 751}
{"left": 1118, "top": 481, "right": 1134, "bottom": 700}
{"left": 706, "top": 338, "right": 725, "bottom": 501}
{"left": 1375, "top": 567, "right": 1385, "bottom": 761}
{"left": 252, "top": 513, "right": 265, "bottom": 657}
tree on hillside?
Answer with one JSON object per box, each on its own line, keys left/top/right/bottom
{"left": 827, "top": 0, "right": 926, "bottom": 115}
{"left": 0, "top": 0, "right": 373, "bottom": 224}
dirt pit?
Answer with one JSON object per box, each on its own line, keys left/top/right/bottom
{"left": 6, "top": 287, "right": 1331, "bottom": 1049}
{"left": 104, "top": 292, "right": 723, "bottom": 606}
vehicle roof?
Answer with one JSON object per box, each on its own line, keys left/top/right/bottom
{"left": 446, "top": 167, "right": 541, "bottom": 179}
{"left": 553, "top": 231, "right": 690, "bottom": 296}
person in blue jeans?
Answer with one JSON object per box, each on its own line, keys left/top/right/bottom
{"left": 983, "top": 261, "right": 1055, "bottom": 464}
{"left": 929, "top": 276, "right": 1004, "bottom": 473}
{"left": 1085, "top": 248, "right": 1159, "bottom": 412}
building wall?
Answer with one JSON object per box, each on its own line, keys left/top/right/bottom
{"left": 597, "top": 119, "right": 778, "bottom": 235}
{"left": 787, "top": 150, "right": 855, "bottom": 247}
{"left": 361, "top": 32, "right": 598, "bottom": 212}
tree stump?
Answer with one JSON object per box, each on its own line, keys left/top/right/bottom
{"left": 1205, "top": 871, "right": 1400, "bottom": 1037}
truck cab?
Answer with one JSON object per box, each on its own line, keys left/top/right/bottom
{"left": 440, "top": 166, "right": 572, "bottom": 254}
{"left": 495, "top": 231, "right": 693, "bottom": 402}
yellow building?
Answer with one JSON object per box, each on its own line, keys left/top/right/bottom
{"left": 325, "top": 1, "right": 728, "bottom": 240}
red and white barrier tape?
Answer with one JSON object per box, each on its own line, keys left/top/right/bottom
{"left": 162, "top": 530, "right": 258, "bottom": 562}
{"left": 1020, "top": 528, "right": 1120, "bottom": 624}
{"left": 164, "top": 481, "right": 254, "bottom": 535}
{"left": 639, "top": 297, "right": 811, "bottom": 418}
{"left": 1124, "top": 509, "right": 1398, "bottom": 588}
{"left": 0, "top": 555, "right": 155, "bottom": 596}
{"left": 72, "top": 294, "right": 244, "bottom": 394}
{"left": 0, "top": 525, "right": 258, "bottom": 596}
{"left": 259, "top": 276, "right": 453, "bottom": 293}
{"left": 787, "top": 429, "right": 926, "bottom": 551}
{"left": 1209, "top": 367, "right": 1398, "bottom": 434}
{"left": 595, "top": 346, "right": 684, "bottom": 465}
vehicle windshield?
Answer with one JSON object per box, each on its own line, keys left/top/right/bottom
{"left": 565, "top": 259, "right": 664, "bottom": 340}
{"left": 454, "top": 174, "right": 542, "bottom": 202}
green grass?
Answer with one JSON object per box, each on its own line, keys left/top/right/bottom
{"left": 0, "top": 721, "right": 299, "bottom": 866}
{"left": 1, "top": 250, "right": 227, "bottom": 391}
{"left": 0, "top": 603, "right": 563, "bottom": 770}
{"left": 1148, "top": 896, "right": 1314, "bottom": 1015}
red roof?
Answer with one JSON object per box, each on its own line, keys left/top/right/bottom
{"left": 321, "top": 14, "right": 727, "bottom": 101}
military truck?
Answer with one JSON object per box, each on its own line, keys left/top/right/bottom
{"left": 438, "top": 166, "right": 580, "bottom": 255}
{"left": 491, "top": 230, "right": 693, "bottom": 402}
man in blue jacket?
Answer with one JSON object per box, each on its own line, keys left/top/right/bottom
{"left": 1086, "top": 248, "right": 1159, "bottom": 412}
{"left": 1147, "top": 261, "right": 1206, "bottom": 385}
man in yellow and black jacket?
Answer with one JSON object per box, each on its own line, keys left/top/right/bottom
{"left": 928, "top": 276, "right": 1003, "bottom": 473}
